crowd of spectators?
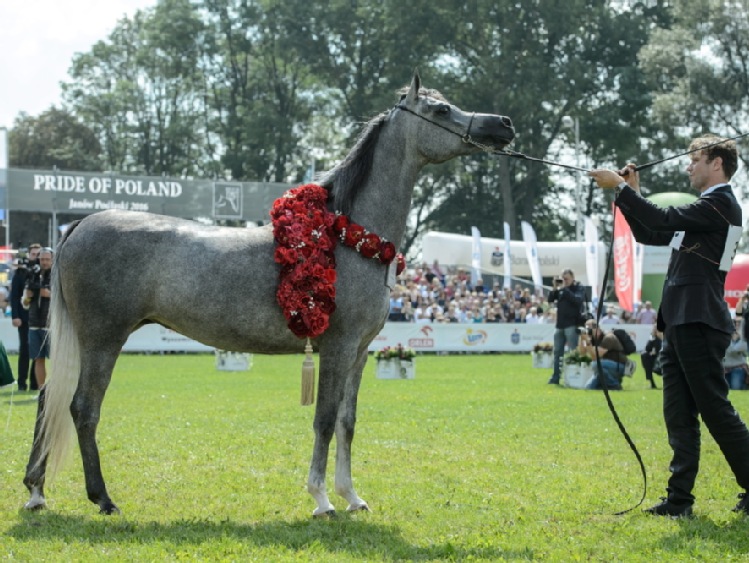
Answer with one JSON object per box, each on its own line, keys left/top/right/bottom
{"left": 388, "top": 261, "right": 656, "bottom": 325}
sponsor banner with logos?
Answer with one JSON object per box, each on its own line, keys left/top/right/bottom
{"left": 0, "top": 320, "right": 654, "bottom": 354}
{"left": 369, "top": 323, "right": 654, "bottom": 353}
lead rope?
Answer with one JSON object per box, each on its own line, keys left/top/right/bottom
{"left": 593, "top": 207, "right": 648, "bottom": 514}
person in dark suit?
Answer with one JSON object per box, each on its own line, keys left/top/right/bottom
{"left": 9, "top": 244, "right": 40, "bottom": 391}
{"left": 590, "top": 134, "right": 749, "bottom": 518}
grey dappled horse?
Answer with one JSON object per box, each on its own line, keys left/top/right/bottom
{"left": 23, "top": 72, "right": 514, "bottom": 517}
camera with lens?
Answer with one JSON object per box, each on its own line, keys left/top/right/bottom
{"left": 23, "top": 259, "right": 41, "bottom": 275}
{"left": 576, "top": 326, "right": 594, "bottom": 336}
{"left": 17, "top": 249, "right": 41, "bottom": 275}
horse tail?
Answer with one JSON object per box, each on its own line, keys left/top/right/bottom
{"left": 34, "top": 220, "right": 83, "bottom": 479}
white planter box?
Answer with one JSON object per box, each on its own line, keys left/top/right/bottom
{"left": 563, "top": 363, "right": 593, "bottom": 389}
{"left": 532, "top": 352, "right": 553, "bottom": 369}
{"left": 215, "top": 350, "right": 253, "bottom": 371}
{"left": 376, "top": 359, "right": 416, "bottom": 379}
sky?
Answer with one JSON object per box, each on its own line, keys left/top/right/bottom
{"left": 0, "top": 0, "right": 158, "bottom": 129}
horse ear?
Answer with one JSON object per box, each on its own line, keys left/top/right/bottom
{"left": 405, "top": 69, "right": 421, "bottom": 104}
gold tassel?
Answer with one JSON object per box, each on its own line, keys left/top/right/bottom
{"left": 301, "top": 338, "right": 316, "bottom": 406}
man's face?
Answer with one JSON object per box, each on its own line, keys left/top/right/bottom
{"left": 687, "top": 151, "right": 721, "bottom": 192}
{"left": 562, "top": 273, "right": 574, "bottom": 287}
{"left": 39, "top": 253, "right": 52, "bottom": 271}
{"left": 29, "top": 248, "right": 40, "bottom": 261}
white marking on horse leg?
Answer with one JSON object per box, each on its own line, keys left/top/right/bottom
{"left": 24, "top": 487, "right": 47, "bottom": 511}
{"left": 334, "top": 428, "right": 369, "bottom": 512}
{"left": 308, "top": 473, "right": 336, "bottom": 517}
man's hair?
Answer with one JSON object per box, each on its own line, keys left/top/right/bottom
{"left": 29, "top": 243, "right": 41, "bottom": 250}
{"left": 689, "top": 134, "right": 739, "bottom": 179}
{"left": 561, "top": 268, "right": 575, "bottom": 278}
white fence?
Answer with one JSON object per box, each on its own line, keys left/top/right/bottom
{"left": 0, "top": 319, "right": 654, "bottom": 354}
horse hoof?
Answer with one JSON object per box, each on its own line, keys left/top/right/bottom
{"left": 313, "top": 509, "right": 337, "bottom": 519}
{"left": 24, "top": 489, "right": 47, "bottom": 511}
{"left": 23, "top": 499, "right": 47, "bottom": 511}
{"left": 346, "top": 503, "right": 370, "bottom": 513}
{"left": 99, "top": 503, "right": 121, "bottom": 515}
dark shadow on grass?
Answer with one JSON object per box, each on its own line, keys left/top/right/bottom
{"left": 655, "top": 514, "right": 749, "bottom": 552}
{"left": 8, "top": 511, "right": 533, "bottom": 560}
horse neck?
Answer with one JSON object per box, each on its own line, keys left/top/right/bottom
{"left": 344, "top": 126, "right": 423, "bottom": 247}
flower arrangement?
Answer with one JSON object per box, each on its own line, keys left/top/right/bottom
{"left": 564, "top": 349, "right": 593, "bottom": 365}
{"left": 375, "top": 344, "right": 416, "bottom": 361}
{"left": 533, "top": 342, "right": 554, "bottom": 353}
{"left": 271, "top": 183, "right": 406, "bottom": 339}
{"left": 271, "top": 184, "right": 338, "bottom": 338}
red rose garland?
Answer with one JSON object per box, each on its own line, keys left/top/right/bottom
{"left": 271, "top": 183, "right": 405, "bottom": 339}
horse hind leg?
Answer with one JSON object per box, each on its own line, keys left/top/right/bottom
{"left": 72, "top": 349, "right": 121, "bottom": 514}
{"left": 23, "top": 388, "right": 49, "bottom": 510}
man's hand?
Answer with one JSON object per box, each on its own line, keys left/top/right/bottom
{"left": 40, "top": 288, "right": 51, "bottom": 299}
{"left": 588, "top": 163, "right": 641, "bottom": 193}
{"left": 588, "top": 169, "right": 625, "bottom": 189}
{"left": 11, "top": 318, "right": 21, "bottom": 328}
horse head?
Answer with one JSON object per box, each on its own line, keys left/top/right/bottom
{"left": 395, "top": 70, "right": 515, "bottom": 163}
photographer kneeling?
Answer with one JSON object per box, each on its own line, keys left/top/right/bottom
{"left": 577, "top": 321, "right": 629, "bottom": 391}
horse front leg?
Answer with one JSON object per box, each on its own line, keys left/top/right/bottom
{"left": 306, "top": 347, "right": 360, "bottom": 517}
{"left": 334, "top": 349, "right": 369, "bottom": 512}
{"left": 23, "top": 387, "right": 48, "bottom": 511}
{"left": 308, "top": 403, "right": 336, "bottom": 517}
{"left": 72, "top": 356, "right": 119, "bottom": 515}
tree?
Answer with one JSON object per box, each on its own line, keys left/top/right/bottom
{"left": 639, "top": 0, "right": 749, "bottom": 195}
{"left": 200, "top": 0, "right": 330, "bottom": 182}
{"left": 64, "top": 0, "right": 209, "bottom": 176}
{"left": 9, "top": 108, "right": 101, "bottom": 170}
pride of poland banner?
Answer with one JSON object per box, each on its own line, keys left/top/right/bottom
{"left": 613, "top": 206, "right": 635, "bottom": 312}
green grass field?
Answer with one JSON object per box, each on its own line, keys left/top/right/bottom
{"left": 2, "top": 353, "right": 749, "bottom": 561}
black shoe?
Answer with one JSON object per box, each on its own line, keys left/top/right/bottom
{"left": 644, "top": 497, "right": 693, "bottom": 518}
{"left": 733, "top": 492, "right": 749, "bottom": 514}
{"left": 17, "top": 385, "right": 27, "bottom": 392}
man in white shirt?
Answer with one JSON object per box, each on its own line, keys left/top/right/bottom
{"left": 636, "top": 301, "right": 658, "bottom": 325}
{"left": 600, "top": 308, "right": 620, "bottom": 325}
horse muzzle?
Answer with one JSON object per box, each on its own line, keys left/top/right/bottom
{"left": 470, "top": 114, "right": 515, "bottom": 149}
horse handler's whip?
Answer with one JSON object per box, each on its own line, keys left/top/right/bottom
{"left": 492, "top": 131, "right": 749, "bottom": 514}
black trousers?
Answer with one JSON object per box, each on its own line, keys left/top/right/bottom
{"left": 661, "top": 323, "right": 749, "bottom": 504}
{"left": 16, "top": 324, "right": 37, "bottom": 391}
{"left": 640, "top": 352, "right": 657, "bottom": 386}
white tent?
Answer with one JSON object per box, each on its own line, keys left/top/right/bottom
{"left": 421, "top": 230, "right": 608, "bottom": 288}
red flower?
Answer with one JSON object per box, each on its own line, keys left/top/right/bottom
{"left": 333, "top": 214, "right": 350, "bottom": 233}
{"left": 306, "top": 313, "right": 328, "bottom": 336}
{"left": 359, "top": 233, "right": 381, "bottom": 258}
{"left": 274, "top": 246, "right": 298, "bottom": 265}
{"left": 379, "top": 242, "right": 396, "bottom": 264}
{"left": 396, "top": 253, "right": 406, "bottom": 275}
{"left": 344, "top": 224, "right": 365, "bottom": 247}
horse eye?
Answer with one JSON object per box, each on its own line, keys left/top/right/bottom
{"left": 435, "top": 105, "right": 451, "bottom": 115}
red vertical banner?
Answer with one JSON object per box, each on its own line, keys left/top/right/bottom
{"left": 613, "top": 206, "right": 635, "bottom": 312}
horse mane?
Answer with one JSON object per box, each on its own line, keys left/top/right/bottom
{"left": 320, "top": 87, "right": 447, "bottom": 215}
